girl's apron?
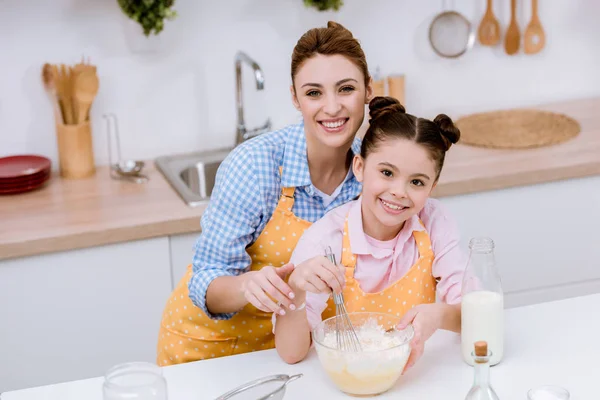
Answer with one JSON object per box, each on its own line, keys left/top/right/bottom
{"left": 157, "top": 181, "right": 311, "bottom": 366}
{"left": 321, "top": 217, "right": 437, "bottom": 320}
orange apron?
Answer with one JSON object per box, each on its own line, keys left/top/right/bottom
{"left": 157, "top": 183, "right": 311, "bottom": 366}
{"left": 321, "top": 217, "right": 437, "bottom": 320}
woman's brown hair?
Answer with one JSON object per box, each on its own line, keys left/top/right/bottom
{"left": 291, "top": 21, "right": 370, "bottom": 89}
{"left": 361, "top": 96, "right": 461, "bottom": 180}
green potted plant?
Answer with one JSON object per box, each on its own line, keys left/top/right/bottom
{"left": 118, "top": 0, "right": 177, "bottom": 53}
{"left": 303, "top": 0, "right": 344, "bottom": 11}
{"left": 118, "top": 0, "right": 177, "bottom": 36}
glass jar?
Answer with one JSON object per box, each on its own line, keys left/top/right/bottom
{"left": 103, "top": 362, "right": 168, "bottom": 400}
{"left": 461, "top": 237, "right": 504, "bottom": 366}
{"left": 464, "top": 341, "right": 500, "bottom": 400}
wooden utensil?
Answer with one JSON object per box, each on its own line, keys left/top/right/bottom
{"left": 55, "top": 64, "right": 75, "bottom": 125}
{"left": 74, "top": 70, "right": 99, "bottom": 124}
{"left": 43, "top": 59, "right": 98, "bottom": 126}
{"left": 41, "top": 63, "right": 63, "bottom": 125}
{"left": 478, "top": 0, "right": 501, "bottom": 46}
{"left": 504, "top": 0, "right": 521, "bottom": 55}
{"left": 524, "top": 0, "right": 545, "bottom": 54}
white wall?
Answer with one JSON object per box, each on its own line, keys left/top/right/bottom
{"left": 1, "top": 0, "right": 599, "bottom": 169}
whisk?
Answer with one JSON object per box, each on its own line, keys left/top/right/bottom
{"left": 325, "top": 246, "right": 362, "bottom": 352}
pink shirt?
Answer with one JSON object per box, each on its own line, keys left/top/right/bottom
{"left": 279, "top": 197, "right": 467, "bottom": 331}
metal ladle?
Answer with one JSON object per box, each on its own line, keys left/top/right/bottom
{"left": 103, "top": 113, "right": 149, "bottom": 184}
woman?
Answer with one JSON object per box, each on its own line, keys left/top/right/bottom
{"left": 157, "top": 21, "right": 373, "bottom": 365}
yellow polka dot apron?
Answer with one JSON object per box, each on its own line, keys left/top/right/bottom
{"left": 157, "top": 183, "right": 311, "bottom": 366}
{"left": 321, "top": 217, "right": 437, "bottom": 321}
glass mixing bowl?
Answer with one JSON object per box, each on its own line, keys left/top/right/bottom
{"left": 312, "top": 312, "right": 414, "bottom": 397}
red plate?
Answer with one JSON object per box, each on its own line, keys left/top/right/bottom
{"left": 0, "top": 155, "right": 51, "bottom": 179}
{"left": 0, "top": 175, "right": 50, "bottom": 195}
{"left": 0, "top": 173, "right": 50, "bottom": 189}
{"left": 0, "top": 168, "right": 50, "bottom": 184}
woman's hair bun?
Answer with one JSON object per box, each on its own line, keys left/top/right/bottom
{"left": 433, "top": 113, "right": 461, "bottom": 150}
{"left": 369, "top": 96, "right": 406, "bottom": 121}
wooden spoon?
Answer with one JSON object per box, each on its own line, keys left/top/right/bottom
{"left": 504, "top": 0, "right": 521, "bottom": 55}
{"left": 41, "top": 63, "right": 64, "bottom": 125}
{"left": 524, "top": 0, "right": 545, "bottom": 54}
{"left": 73, "top": 70, "right": 99, "bottom": 124}
{"left": 478, "top": 0, "right": 501, "bottom": 46}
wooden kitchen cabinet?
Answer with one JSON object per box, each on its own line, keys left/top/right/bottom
{"left": 168, "top": 231, "right": 201, "bottom": 288}
{"left": 0, "top": 237, "right": 172, "bottom": 393}
{"left": 439, "top": 175, "right": 600, "bottom": 308}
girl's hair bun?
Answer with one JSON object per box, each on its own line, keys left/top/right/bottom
{"left": 433, "top": 114, "right": 461, "bottom": 150}
{"left": 369, "top": 96, "right": 405, "bottom": 121}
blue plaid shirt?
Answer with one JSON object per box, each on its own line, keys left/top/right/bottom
{"left": 189, "top": 122, "right": 363, "bottom": 319}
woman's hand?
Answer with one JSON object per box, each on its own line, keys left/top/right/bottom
{"left": 288, "top": 255, "right": 345, "bottom": 295}
{"left": 396, "top": 303, "right": 450, "bottom": 373}
{"left": 241, "top": 263, "right": 296, "bottom": 315}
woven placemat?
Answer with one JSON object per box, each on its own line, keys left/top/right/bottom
{"left": 455, "top": 109, "right": 581, "bottom": 149}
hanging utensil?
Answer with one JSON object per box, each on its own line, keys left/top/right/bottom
{"left": 477, "top": 0, "right": 501, "bottom": 46}
{"left": 504, "top": 0, "right": 521, "bottom": 55}
{"left": 524, "top": 0, "right": 545, "bottom": 54}
{"left": 428, "top": 0, "right": 475, "bottom": 58}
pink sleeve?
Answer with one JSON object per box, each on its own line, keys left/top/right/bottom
{"left": 306, "top": 292, "right": 330, "bottom": 331}
{"left": 421, "top": 200, "right": 467, "bottom": 305}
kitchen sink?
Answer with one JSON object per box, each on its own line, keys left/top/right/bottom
{"left": 155, "top": 148, "right": 233, "bottom": 207}
{"left": 157, "top": 51, "right": 270, "bottom": 207}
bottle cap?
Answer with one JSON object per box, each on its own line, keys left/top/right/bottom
{"left": 474, "top": 341, "right": 488, "bottom": 357}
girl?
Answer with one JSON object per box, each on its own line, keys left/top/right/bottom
{"left": 274, "top": 96, "right": 466, "bottom": 373}
{"left": 156, "top": 21, "right": 374, "bottom": 365}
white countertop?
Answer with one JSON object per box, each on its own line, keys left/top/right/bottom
{"left": 4, "top": 293, "right": 598, "bottom": 399}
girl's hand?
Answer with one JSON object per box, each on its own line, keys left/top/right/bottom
{"left": 288, "top": 256, "right": 345, "bottom": 295}
{"left": 396, "top": 303, "right": 448, "bottom": 373}
{"left": 241, "top": 263, "right": 296, "bottom": 315}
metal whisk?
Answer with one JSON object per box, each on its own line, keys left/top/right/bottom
{"left": 325, "top": 246, "right": 362, "bottom": 352}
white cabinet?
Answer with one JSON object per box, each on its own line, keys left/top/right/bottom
{"left": 168, "top": 232, "right": 201, "bottom": 288}
{"left": 439, "top": 175, "right": 600, "bottom": 308}
{"left": 0, "top": 237, "right": 172, "bottom": 393}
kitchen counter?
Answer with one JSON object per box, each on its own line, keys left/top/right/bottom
{"left": 0, "top": 164, "right": 207, "bottom": 260}
{"left": 4, "top": 292, "right": 598, "bottom": 399}
{"left": 1, "top": 97, "right": 599, "bottom": 261}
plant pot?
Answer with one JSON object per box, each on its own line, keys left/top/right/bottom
{"left": 122, "top": 17, "right": 164, "bottom": 54}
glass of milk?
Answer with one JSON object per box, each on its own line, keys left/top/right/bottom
{"left": 461, "top": 237, "right": 504, "bottom": 366}
{"left": 103, "top": 362, "right": 168, "bottom": 400}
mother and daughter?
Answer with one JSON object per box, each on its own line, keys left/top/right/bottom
{"left": 157, "top": 20, "right": 467, "bottom": 374}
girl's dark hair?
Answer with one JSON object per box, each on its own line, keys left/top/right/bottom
{"left": 360, "top": 96, "right": 460, "bottom": 180}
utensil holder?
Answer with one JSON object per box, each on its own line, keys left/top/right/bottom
{"left": 387, "top": 74, "right": 405, "bottom": 106}
{"left": 56, "top": 120, "right": 96, "bottom": 179}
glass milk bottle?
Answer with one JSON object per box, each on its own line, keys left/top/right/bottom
{"left": 461, "top": 237, "right": 504, "bottom": 366}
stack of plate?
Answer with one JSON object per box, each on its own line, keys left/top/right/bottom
{"left": 0, "top": 155, "right": 52, "bottom": 195}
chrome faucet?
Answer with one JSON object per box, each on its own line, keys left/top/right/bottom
{"left": 235, "top": 51, "right": 272, "bottom": 145}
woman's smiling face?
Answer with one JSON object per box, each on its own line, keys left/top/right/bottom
{"left": 292, "top": 53, "right": 372, "bottom": 150}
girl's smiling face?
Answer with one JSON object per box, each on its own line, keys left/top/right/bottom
{"left": 291, "top": 54, "right": 372, "bottom": 150}
{"left": 353, "top": 137, "right": 438, "bottom": 241}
